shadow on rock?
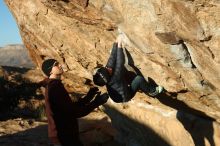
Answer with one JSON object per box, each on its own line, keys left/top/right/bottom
{"left": 176, "top": 111, "right": 215, "bottom": 146}
{"left": 156, "top": 90, "right": 215, "bottom": 121}
{"left": 102, "top": 104, "right": 172, "bottom": 146}
{"left": 0, "top": 66, "right": 44, "bottom": 121}
{"left": 0, "top": 117, "right": 122, "bottom": 146}
{"left": 155, "top": 90, "right": 216, "bottom": 146}
{"left": 0, "top": 124, "right": 48, "bottom": 146}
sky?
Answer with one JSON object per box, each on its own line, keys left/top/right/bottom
{"left": 0, "top": 0, "right": 22, "bottom": 47}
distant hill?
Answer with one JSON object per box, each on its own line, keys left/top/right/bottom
{"left": 0, "top": 44, "right": 35, "bottom": 68}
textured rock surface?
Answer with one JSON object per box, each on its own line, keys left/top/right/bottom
{"left": 102, "top": 96, "right": 220, "bottom": 146}
{"left": 5, "top": 0, "right": 220, "bottom": 145}
{"left": 0, "top": 113, "right": 120, "bottom": 146}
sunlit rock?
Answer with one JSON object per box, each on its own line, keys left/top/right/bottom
{"left": 5, "top": 0, "right": 220, "bottom": 145}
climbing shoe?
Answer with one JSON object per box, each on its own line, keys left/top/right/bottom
{"left": 149, "top": 85, "right": 164, "bottom": 97}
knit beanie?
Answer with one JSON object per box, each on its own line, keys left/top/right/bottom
{"left": 93, "top": 67, "right": 110, "bottom": 86}
{"left": 41, "top": 59, "right": 57, "bottom": 77}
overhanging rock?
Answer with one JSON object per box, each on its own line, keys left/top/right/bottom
{"left": 5, "top": 0, "right": 220, "bottom": 145}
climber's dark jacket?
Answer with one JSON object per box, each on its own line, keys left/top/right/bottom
{"left": 41, "top": 78, "right": 100, "bottom": 146}
{"left": 106, "top": 43, "right": 135, "bottom": 102}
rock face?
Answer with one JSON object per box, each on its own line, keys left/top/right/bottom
{"left": 5, "top": 0, "right": 220, "bottom": 145}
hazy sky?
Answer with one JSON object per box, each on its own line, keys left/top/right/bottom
{"left": 0, "top": 1, "right": 22, "bottom": 47}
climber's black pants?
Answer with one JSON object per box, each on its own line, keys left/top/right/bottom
{"left": 130, "top": 75, "right": 155, "bottom": 96}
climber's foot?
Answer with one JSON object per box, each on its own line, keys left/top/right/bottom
{"left": 149, "top": 85, "right": 164, "bottom": 97}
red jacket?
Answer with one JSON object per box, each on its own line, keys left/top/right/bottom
{"left": 40, "top": 78, "right": 60, "bottom": 144}
{"left": 41, "top": 78, "right": 101, "bottom": 145}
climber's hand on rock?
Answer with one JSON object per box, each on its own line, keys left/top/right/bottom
{"left": 116, "top": 35, "right": 123, "bottom": 48}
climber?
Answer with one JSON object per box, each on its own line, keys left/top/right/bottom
{"left": 93, "top": 35, "right": 164, "bottom": 103}
{"left": 40, "top": 59, "right": 109, "bottom": 146}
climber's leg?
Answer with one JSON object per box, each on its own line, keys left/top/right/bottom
{"left": 130, "top": 75, "right": 163, "bottom": 97}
